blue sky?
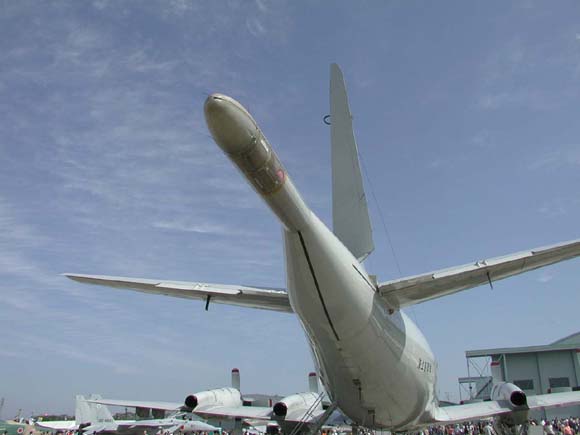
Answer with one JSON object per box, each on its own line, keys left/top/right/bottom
{"left": 1, "top": 0, "right": 579, "bottom": 417}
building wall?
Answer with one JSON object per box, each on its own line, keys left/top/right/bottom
{"left": 537, "top": 350, "right": 577, "bottom": 393}
{"left": 504, "top": 350, "right": 580, "bottom": 419}
{"left": 504, "top": 353, "right": 542, "bottom": 395}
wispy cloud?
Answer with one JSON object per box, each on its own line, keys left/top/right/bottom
{"left": 476, "top": 29, "right": 580, "bottom": 111}
{"left": 477, "top": 89, "right": 560, "bottom": 111}
{"left": 480, "top": 37, "right": 526, "bottom": 87}
{"left": 19, "top": 334, "right": 138, "bottom": 374}
{"left": 537, "top": 197, "right": 580, "bottom": 219}
{"left": 246, "top": 17, "right": 267, "bottom": 37}
{"left": 0, "top": 196, "right": 47, "bottom": 249}
{"left": 152, "top": 220, "right": 254, "bottom": 236}
{"left": 527, "top": 148, "right": 580, "bottom": 171}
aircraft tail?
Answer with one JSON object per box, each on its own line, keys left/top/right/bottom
{"left": 330, "top": 63, "right": 374, "bottom": 261}
{"left": 76, "top": 395, "right": 115, "bottom": 425}
{"left": 75, "top": 395, "right": 92, "bottom": 425}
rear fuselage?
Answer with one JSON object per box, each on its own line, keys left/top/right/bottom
{"left": 284, "top": 213, "right": 437, "bottom": 430}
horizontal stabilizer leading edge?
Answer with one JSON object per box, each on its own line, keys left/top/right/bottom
{"left": 64, "top": 274, "right": 292, "bottom": 313}
{"left": 379, "top": 238, "right": 580, "bottom": 309}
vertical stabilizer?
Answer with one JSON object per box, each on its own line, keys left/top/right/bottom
{"left": 330, "top": 64, "right": 374, "bottom": 261}
{"left": 75, "top": 395, "right": 91, "bottom": 424}
{"left": 84, "top": 395, "right": 114, "bottom": 424}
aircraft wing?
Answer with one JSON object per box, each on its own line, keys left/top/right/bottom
{"left": 527, "top": 390, "right": 580, "bottom": 409}
{"left": 429, "top": 400, "right": 513, "bottom": 424}
{"left": 116, "top": 421, "right": 218, "bottom": 431}
{"left": 286, "top": 408, "right": 326, "bottom": 422}
{"left": 64, "top": 274, "right": 292, "bottom": 313}
{"left": 86, "top": 398, "right": 183, "bottom": 411}
{"left": 194, "top": 405, "right": 273, "bottom": 420}
{"left": 430, "top": 391, "right": 580, "bottom": 424}
{"left": 35, "top": 421, "right": 78, "bottom": 430}
{"left": 195, "top": 405, "right": 325, "bottom": 424}
{"left": 83, "top": 423, "right": 114, "bottom": 435}
{"left": 378, "top": 239, "right": 580, "bottom": 309}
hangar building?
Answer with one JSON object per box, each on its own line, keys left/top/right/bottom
{"left": 459, "top": 332, "right": 580, "bottom": 420}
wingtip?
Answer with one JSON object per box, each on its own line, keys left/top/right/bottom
{"left": 62, "top": 273, "right": 95, "bottom": 283}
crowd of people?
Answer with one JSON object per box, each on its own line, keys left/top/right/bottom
{"left": 416, "top": 417, "right": 580, "bottom": 435}
{"left": 536, "top": 418, "right": 580, "bottom": 435}
{"left": 7, "top": 417, "right": 580, "bottom": 435}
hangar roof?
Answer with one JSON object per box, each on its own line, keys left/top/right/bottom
{"left": 466, "top": 331, "right": 580, "bottom": 358}
{"left": 552, "top": 331, "right": 580, "bottom": 345}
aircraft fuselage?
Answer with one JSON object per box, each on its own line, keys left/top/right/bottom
{"left": 285, "top": 214, "right": 437, "bottom": 430}
{"left": 204, "top": 93, "right": 438, "bottom": 430}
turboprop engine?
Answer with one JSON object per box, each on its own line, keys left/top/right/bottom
{"left": 184, "top": 387, "right": 242, "bottom": 410}
{"left": 272, "top": 392, "right": 321, "bottom": 420}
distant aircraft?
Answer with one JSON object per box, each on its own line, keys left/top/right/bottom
{"left": 35, "top": 395, "right": 218, "bottom": 435}
{"left": 0, "top": 398, "right": 33, "bottom": 435}
{"left": 35, "top": 395, "right": 108, "bottom": 432}
{"left": 66, "top": 64, "right": 580, "bottom": 434}
{"left": 81, "top": 409, "right": 219, "bottom": 435}
{"left": 88, "top": 369, "right": 330, "bottom": 434}
{"left": 0, "top": 419, "right": 33, "bottom": 435}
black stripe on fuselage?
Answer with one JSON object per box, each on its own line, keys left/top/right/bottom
{"left": 297, "top": 231, "right": 341, "bottom": 342}
{"left": 352, "top": 264, "right": 376, "bottom": 292}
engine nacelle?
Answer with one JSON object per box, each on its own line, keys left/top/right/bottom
{"left": 490, "top": 382, "right": 527, "bottom": 407}
{"left": 184, "top": 387, "right": 242, "bottom": 410}
{"left": 272, "top": 392, "right": 321, "bottom": 419}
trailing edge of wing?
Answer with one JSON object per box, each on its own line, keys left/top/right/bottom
{"left": 64, "top": 274, "right": 293, "bottom": 313}
{"left": 35, "top": 422, "right": 78, "bottom": 431}
{"left": 86, "top": 398, "right": 183, "bottom": 411}
{"left": 527, "top": 390, "right": 580, "bottom": 409}
{"left": 194, "top": 405, "right": 273, "bottom": 420}
{"left": 429, "top": 400, "right": 512, "bottom": 424}
{"left": 430, "top": 391, "right": 580, "bottom": 424}
{"left": 194, "top": 404, "right": 325, "bottom": 423}
{"left": 379, "top": 238, "right": 580, "bottom": 309}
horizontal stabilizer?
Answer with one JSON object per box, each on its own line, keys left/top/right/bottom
{"left": 379, "top": 238, "right": 580, "bottom": 309}
{"left": 64, "top": 274, "right": 292, "bottom": 313}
